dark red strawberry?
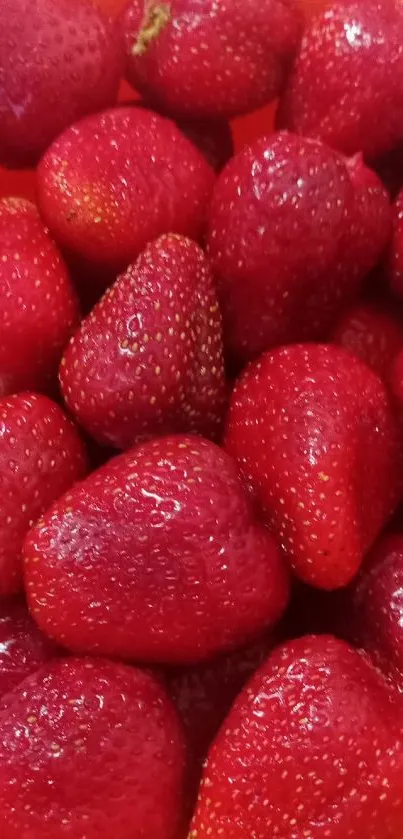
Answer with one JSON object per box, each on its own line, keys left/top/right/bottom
{"left": 190, "top": 636, "right": 403, "bottom": 839}
{"left": 389, "top": 188, "right": 403, "bottom": 298}
{"left": 120, "top": 0, "right": 302, "bottom": 121}
{"left": 0, "top": 198, "right": 80, "bottom": 397}
{"left": 331, "top": 298, "right": 403, "bottom": 380}
{"left": 207, "top": 132, "right": 390, "bottom": 367}
{"left": 60, "top": 235, "right": 226, "bottom": 449}
{"left": 36, "top": 106, "right": 215, "bottom": 279}
{"left": 177, "top": 118, "right": 233, "bottom": 172}
{"left": 278, "top": 0, "right": 403, "bottom": 159}
{"left": 24, "top": 435, "right": 289, "bottom": 663}
{"left": 0, "top": 598, "right": 57, "bottom": 699}
{"left": 225, "top": 344, "right": 403, "bottom": 590}
{"left": 0, "top": 0, "right": 123, "bottom": 167}
{"left": 0, "top": 392, "right": 88, "bottom": 596}
{"left": 0, "top": 658, "right": 186, "bottom": 839}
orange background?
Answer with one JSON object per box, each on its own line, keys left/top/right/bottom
{"left": 0, "top": 0, "right": 328, "bottom": 202}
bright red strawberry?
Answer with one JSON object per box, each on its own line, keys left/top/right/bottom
{"left": 0, "top": 392, "right": 88, "bottom": 596}
{"left": 225, "top": 344, "right": 403, "bottom": 590}
{"left": 0, "top": 598, "right": 57, "bottom": 699}
{"left": 0, "top": 198, "right": 80, "bottom": 397}
{"left": 60, "top": 235, "right": 226, "bottom": 449}
{"left": 0, "top": 0, "right": 123, "bottom": 167}
{"left": 207, "top": 132, "right": 390, "bottom": 367}
{"left": 190, "top": 636, "right": 403, "bottom": 839}
{"left": 278, "top": 0, "right": 403, "bottom": 159}
{"left": 120, "top": 0, "right": 302, "bottom": 121}
{"left": 24, "top": 435, "right": 289, "bottom": 663}
{"left": 389, "top": 188, "right": 403, "bottom": 298}
{"left": 331, "top": 297, "right": 403, "bottom": 380}
{"left": 37, "top": 106, "right": 215, "bottom": 279}
{"left": 0, "top": 658, "right": 186, "bottom": 839}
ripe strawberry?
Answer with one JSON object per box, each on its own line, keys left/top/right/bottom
{"left": 331, "top": 297, "right": 403, "bottom": 380}
{"left": 24, "top": 435, "right": 289, "bottom": 663}
{"left": 0, "top": 0, "right": 123, "bottom": 167}
{"left": 190, "top": 636, "right": 403, "bottom": 839}
{"left": 120, "top": 0, "right": 302, "bottom": 121}
{"left": 0, "top": 658, "right": 186, "bottom": 839}
{"left": 207, "top": 132, "right": 390, "bottom": 367}
{"left": 37, "top": 106, "right": 215, "bottom": 277}
{"left": 0, "top": 392, "right": 88, "bottom": 596}
{"left": 389, "top": 188, "right": 403, "bottom": 298}
{"left": 0, "top": 598, "right": 57, "bottom": 699}
{"left": 60, "top": 235, "right": 226, "bottom": 449}
{"left": 0, "top": 198, "right": 80, "bottom": 397}
{"left": 278, "top": 0, "right": 403, "bottom": 160}
{"left": 225, "top": 344, "right": 403, "bottom": 590}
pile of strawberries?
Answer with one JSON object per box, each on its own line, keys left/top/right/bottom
{"left": 3, "top": 0, "right": 403, "bottom": 836}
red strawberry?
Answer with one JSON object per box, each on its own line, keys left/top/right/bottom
{"left": 0, "top": 392, "right": 88, "bottom": 596}
{"left": 0, "top": 598, "right": 57, "bottom": 699}
{"left": 0, "top": 198, "right": 80, "bottom": 397}
{"left": 278, "top": 0, "right": 403, "bottom": 159}
{"left": 36, "top": 106, "right": 215, "bottom": 279}
{"left": 0, "top": 658, "right": 186, "bottom": 839}
{"left": 60, "top": 235, "right": 226, "bottom": 449}
{"left": 0, "top": 0, "right": 123, "bottom": 167}
{"left": 225, "top": 344, "right": 403, "bottom": 590}
{"left": 190, "top": 635, "right": 403, "bottom": 839}
{"left": 24, "top": 435, "right": 289, "bottom": 663}
{"left": 120, "top": 0, "right": 302, "bottom": 121}
{"left": 207, "top": 132, "right": 390, "bottom": 367}
{"left": 331, "top": 297, "right": 403, "bottom": 380}
{"left": 389, "top": 188, "right": 403, "bottom": 298}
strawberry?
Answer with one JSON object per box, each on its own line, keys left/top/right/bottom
{"left": 60, "top": 235, "right": 226, "bottom": 449}
{"left": 0, "top": 0, "right": 123, "bottom": 167}
{"left": 36, "top": 106, "right": 216, "bottom": 278}
{"left": 190, "top": 635, "right": 403, "bottom": 839}
{"left": 120, "top": 0, "right": 302, "bottom": 121}
{"left": 24, "top": 435, "right": 289, "bottom": 663}
{"left": 0, "top": 658, "right": 186, "bottom": 839}
{"left": 389, "top": 188, "right": 403, "bottom": 298}
{"left": 207, "top": 132, "right": 390, "bottom": 367}
{"left": 0, "top": 392, "right": 88, "bottom": 596}
{"left": 278, "top": 0, "right": 403, "bottom": 159}
{"left": 0, "top": 198, "right": 80, "bottom": 397}
{"left": 0, "top": 598, "right": 57, "bottom": 699}
{"left": 331, "top": 297, "right": 403, "bottom": 380}
{"left": 225, "top": 344, "right": 403, "bottom": 590}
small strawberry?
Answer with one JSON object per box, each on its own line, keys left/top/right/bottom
{"left": 389, "top": 188, "right": 403, "bottom": 298}
{"left": 0, "top": 198, "right": 80, "bottom": 397}
{"left": 37, "top": 106, "right": 215, "bottom": 278}
{"left": 0, "top": 392, "right": 88, "bottom": 596}
{"left": 60, "top": 235, "right": 226, "bottom": 449}
{"left": 331, "top": 297, "right": 403, "bottom": 380}
{"left": 225, "top": 344, "right": 403, "bottom": 590}
{"left": 0, "top": 598, "right": 57, "bottom": 699}
{"left": 278, "top": 0, "right": 403, "bottom": 159}
{"left": 207, "top": 132, "right": 390, "bottom": 367}
{"left": 120, "top": 0, "right": 302, "bottom": 121}
{"left": 0, "top": 0, "right": 123, "bottom": 167}
{"left": 190, "top": 635, "right": 403, "bottom": 839}
{"left": 24, "top": 435, "right": 289, "bottom": 663}
{"left": 0, "top": 658, "right": 186, "bottom": 839}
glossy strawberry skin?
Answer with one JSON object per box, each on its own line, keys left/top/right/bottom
{"left": 24, "top": 436, "right": 289, "bottom": 664}
{"left": 60, "top": 236, "right": 226, "bottom": 449}
{"left": 0, "top": 198, "right": 80, "bottom": 397}
{"left": 331, "top": 298, "right": 403, "bottom": 380}
{"left": 207, "top": 132, "right": 390, "bottom": 367}
{"left": 0, "top": 658, "right": 186, "bottom": 839}
{"left": 0, "top": 0, "right": 123, "bottom": 167}
{"left": 190, "top": 636, "right": 403, "bottom": 839}
{"left": 121, "top": 0, "right": 302, "bottom": 121}
{"left": 278, "top": 0, "right": 403, "bottom": 159}
{"left": 0, "top": 393, "right": 88, "bottom": 596}
{"left": 37, "top": 106, "right": 216, "bottom": 276}
{"left": 0, "top": 599, "right": 57, "bottom": 699}
{"left": 225, "top": 344, "right": 403, "bottom": 590}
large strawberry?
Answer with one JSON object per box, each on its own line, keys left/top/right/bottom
{"left": 190, "top": 636, "right": 403, "bottom": 839}
{"left": 207, "top": 132, "right": 390, "bottom": 367}
{"left": 0, "top": 392, "right": 88, "bottom": 596}
{"left": 0, "top": 198, "right": 80, "bottom": 397}
{"left": 225, "top": 344, "right": 403, "bottom": 590}
{"left": 24, "top": 435, "right": 289, "bottom": 663}
{"left": 60, "top": 235, "right": 226, "bottom": 449}
{"left": 0, "top": 598, "right": 57, "bottom": 699}
{"left": 0, "top": 658, "right": 186, "bottom": 839}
